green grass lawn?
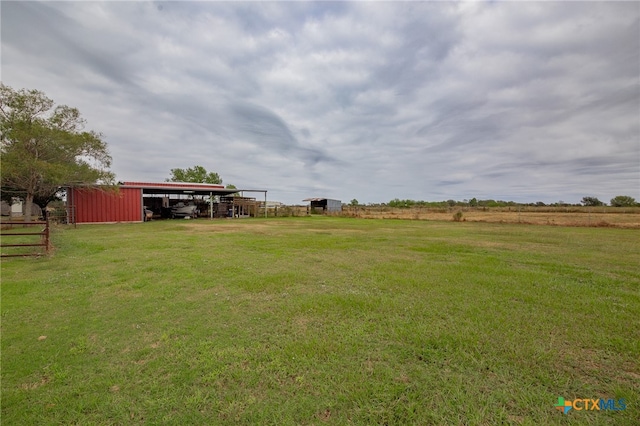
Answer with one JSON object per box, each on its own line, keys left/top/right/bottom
{"left": 1, "top": 217, "right": 638, "bottom": 425}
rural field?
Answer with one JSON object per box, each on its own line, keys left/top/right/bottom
{"left": 1, "top": 217, "right": 639, "bottom": 425}
{"left": 339, "top": 206, "right": 640, "bottom": 228}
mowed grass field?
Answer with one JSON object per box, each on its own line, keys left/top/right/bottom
{"left": 1, "top": 217, "right": 639, "bottom": 425}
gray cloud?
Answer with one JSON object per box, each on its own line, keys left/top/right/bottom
{"left": 227, "top": 100, "right": 336, "bottom": 166}
{"left": 1, "top": 1, "right": 638, "bottom": 204}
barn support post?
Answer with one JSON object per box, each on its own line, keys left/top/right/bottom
{"left": 210, "top": 192, "right": 213, "bottom": 220}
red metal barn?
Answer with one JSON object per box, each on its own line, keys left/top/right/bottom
{"left": 66, "top": 182, "right": 264, "bottom": 224}
{"left": 67, "top": 187, "right": 142, "bottom": 223}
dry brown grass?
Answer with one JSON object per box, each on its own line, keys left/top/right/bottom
{"left": 340, "top": 206, "right": 640, "bottom": 228}
{"left": 164, "top": 206, "right": 640, "bottom": 228}
{"left": 160, "top": 205, "right": 640, "bottom": 229}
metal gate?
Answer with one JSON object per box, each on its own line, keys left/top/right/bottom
{"left": 0, "top": 219, "right": 50, "bottom": 257}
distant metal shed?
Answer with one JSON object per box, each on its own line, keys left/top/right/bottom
{"left": 303, "top": 198, "right": 342, "bottom": 213}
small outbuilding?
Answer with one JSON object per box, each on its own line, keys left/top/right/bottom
{"left": 303, "top": 198, "right": 342, "bottom": 213}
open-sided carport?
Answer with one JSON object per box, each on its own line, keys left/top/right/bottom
{"left": 66, "top": 181, "right": 267, "bottom": 224}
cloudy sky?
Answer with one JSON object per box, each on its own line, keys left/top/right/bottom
{"left": 2, "top": 1, "right": 638, "bottom": 205}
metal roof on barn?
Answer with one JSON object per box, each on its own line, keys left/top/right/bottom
{"left": 118, "top": 181, "right": 239, "bottom": 195}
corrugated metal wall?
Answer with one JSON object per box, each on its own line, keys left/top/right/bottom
{"left": 69, "top": 187, "right": 142, "bottom": 223}
{"left": 326, "top": 199, "right": 342, "bottom": 212}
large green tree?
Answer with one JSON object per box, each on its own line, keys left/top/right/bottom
{"left": 0, "top": 84, "right": 114, "bottom": 221}
{"left": 166, "top": 165, "right": 222, "bottom": 184}
{"left": 610, "top": 195, "right": 637, "bottom": 207}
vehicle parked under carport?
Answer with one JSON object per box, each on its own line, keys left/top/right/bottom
{"left": 171, "top": 202, "right": 199, "bottom": 219}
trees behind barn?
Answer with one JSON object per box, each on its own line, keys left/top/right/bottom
{"left": 166, "top": 165, "right": 222, "bottom": 185}
{"left": 581, "top": 196, "right": 604, "bottom": 207}
{"left": 0, "top": 84, "right": 114, "bottom": 221}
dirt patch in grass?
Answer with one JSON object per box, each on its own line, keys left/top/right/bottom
{"left": 20, "top": 377, "right": 50, "bottom": 390}
{"left": 181, "top": 220, "right": 371, "bottom": 238}
{"left": 181, "top": 221, "right": 275, "bottom": 234}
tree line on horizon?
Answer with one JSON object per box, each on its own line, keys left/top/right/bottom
{"left": 348, "top": 196, "right": 638, "bottom": 208}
